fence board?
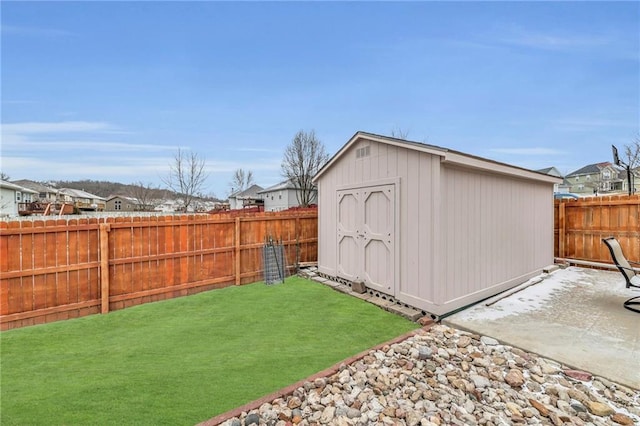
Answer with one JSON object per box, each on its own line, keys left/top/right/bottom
{"left": 555, "top": 195, "right": 640, "bottom": 263}
{"left": 1, "top": 210, "right": 318, "bottom": 329}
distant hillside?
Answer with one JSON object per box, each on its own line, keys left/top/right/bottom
{"left": 51, "top": 180, "right": 222, "bottom": 202}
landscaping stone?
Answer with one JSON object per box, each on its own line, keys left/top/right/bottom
{"left": 243, "top": 413, "right": 259, "bottom": 425}
{"left": 564, "top": 369, "right": 593, "bottom": 382}
{"left": 215, "top": 324, "right": 640, "bottom": 426}
{"left": 351, "top": 281, "right": 366, "bottom": 294}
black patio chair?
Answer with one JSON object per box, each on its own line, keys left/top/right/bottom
{"left": 602, "top": 237, "right": 640, "bottom": 313}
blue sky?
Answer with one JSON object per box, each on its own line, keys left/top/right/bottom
{"left": 1, "top": 1, "right": 638, "bottom": 198}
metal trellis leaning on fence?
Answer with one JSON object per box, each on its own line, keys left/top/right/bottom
{"left": 263, "top": 236, "right": 286, "bottom": 285}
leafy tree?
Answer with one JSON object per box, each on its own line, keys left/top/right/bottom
{"left": 161, "top": 148, "right": 209, "bottom": 212}
{"left": 228, "top": 168, "right": 254, "bottom": 195}
{"left": 281, "top": 130, "right": 329, "bottom": 207}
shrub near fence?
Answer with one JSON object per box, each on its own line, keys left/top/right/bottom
{"left": 554, "top": 194, "right": 640, "bottom": 264}
{"left": 0, "top": 210, "right": 318, "bottom": 330}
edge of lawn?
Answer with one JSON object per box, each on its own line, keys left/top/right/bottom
{"left": 198, "top": 320, "right": 436, "bottom": 426}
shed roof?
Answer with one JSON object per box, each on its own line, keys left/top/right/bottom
{"left": 313, "top": 131, "right": 562, "bottom": 184}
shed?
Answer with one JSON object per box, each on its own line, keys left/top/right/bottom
{"left": 312, "top": 132, "right": 562, "bottom": 318}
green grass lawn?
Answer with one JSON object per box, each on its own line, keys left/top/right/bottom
{"left": 0, "top": 277, "right": 416, "bottom": 425}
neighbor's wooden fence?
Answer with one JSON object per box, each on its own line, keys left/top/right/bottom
{"left": 0, "top": 210, "right": 317, "bottom": 330}
{"left": 555, "top": 195, "right": 640, "bottom": 264}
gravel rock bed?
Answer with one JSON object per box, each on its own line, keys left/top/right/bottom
{"left": 220, "top": 324, "right": 639, "bottom": 426}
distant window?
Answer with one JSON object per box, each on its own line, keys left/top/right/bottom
{"left": 575, "top": 176, "right": 579, "bottom": 182}
{"left": 586, "top": 175, "right": 591, "bottom": 181}
{"left": 15, "top": 191, "right": 21, "bottom": 202}
{"left": 115, "top": 200, "right": 122, "bottom": 210}
{"left": 279, "top": 194, "right": 282, "bottom": 199}
{"left": 602, "top": 170, "right": 611, "bottom": 179}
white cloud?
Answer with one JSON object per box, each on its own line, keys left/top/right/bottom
{"left": 1, "top": 121, "right": 174, "bottom": 153}
{"left": 2, "top": 121, "right": 114, "bottom": 134}
{"left": 2, "top": 138, "right": 178, "bottom": 152}
{"left": 490, "top": 147, "right": 565, "bottom": 155}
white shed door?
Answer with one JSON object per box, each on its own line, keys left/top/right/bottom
{"left": 337, "top": 184, "right": 396, "bottom": 295}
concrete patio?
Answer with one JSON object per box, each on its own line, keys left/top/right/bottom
{"left": 444, "top": 266, "right": 640, "bottom": 390}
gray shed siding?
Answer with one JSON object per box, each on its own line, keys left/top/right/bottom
{"left": 316, "top": 133, "right": 557, "bottom": 317}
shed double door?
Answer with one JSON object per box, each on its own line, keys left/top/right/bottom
{"left": 336, "top": 183, "right": 396, "bottom": 295}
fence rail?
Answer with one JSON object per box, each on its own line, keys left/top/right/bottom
{"left": 554, "top": 195, "right": 640, "bottom": 264}
{"left": 0, "top": 210, "right": 318, "bottom": 330}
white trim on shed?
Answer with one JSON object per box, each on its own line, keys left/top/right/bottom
{"left": 313, "top": 131, "right": 562, "bottom": 318}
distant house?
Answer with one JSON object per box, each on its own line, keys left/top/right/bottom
{"left": 536, "top": 167, "right": 566, "bottom": 193}
{"left": 228, "top": 184, "right": 264, "bottom": 210}
{"left": 0, "top": 180, "right": 38, "bottom": 217}
{"left": 565, "top": 162, "right": 635, "bottom": 195}
{"left": 257, "top": 179, "right": 316, "bottom": 212}
{"left": 58, "top": 188, "right": 106, "bottom": 211}
{"left": 106, "top": 195, "right": 147, "bottom": 212}
{"left": 154, "top": 199, "right": 179, "bottom": 213}
{"left": 11, "top": 180, "right": 60, "bottom": 202}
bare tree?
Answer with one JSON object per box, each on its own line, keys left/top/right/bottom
{"left": 624, "top": 136, "right": 640, "bottom": 169}
{"left": 624, "top": 136, "right": 640, "bottom": 194}
{"left": 161, "top": 148, "right": 209, "bottom": 212}
{"left": 390, "top": 126, "right": 410, "bottom": 140}
{"left": 281, "top": 129, "right": 329, "bottom": 207}
{"left": 228, "top": 168, "right": 254, "bottom": 195}
{"left": 128, "top": 181, "right": 158, "bottom": 211}
{"left": 0, "top": 171, "right": 10, "bottom": 181}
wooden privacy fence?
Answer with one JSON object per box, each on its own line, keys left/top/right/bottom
{"left": 555, "top": 195, "right": 640, "bottom": 264}
{"left": 0, "top": 210, "right": 318, "bottom": 330}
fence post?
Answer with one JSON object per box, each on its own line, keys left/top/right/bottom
{"left": 559, "top": 202, "right": 566, "bottom": 259}
{"left": 99, "top": 223, "right": 111, "bottom": 314}
{"left": 235, "top": 217, "right": 241, "bottom": 285}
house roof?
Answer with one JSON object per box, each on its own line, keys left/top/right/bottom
{"left": 566, "top": 162, "right": 612, "bottom": 177}
{"left": 59, "top": 188, "right": 106, "bottom": 200}
{"left": 0, "top": 180, "right": 38, "bottom": 194}
{"left": 536, "top": 167, "right": 563, "bottom": 178}
{"left": 107, "top": 195, "right": 142, "bottom": 204}
{"left": 11, "top": 179, "right": 58, "bottom": 193}
{"left": 229, "top": 184, "right": 264, "bottom": 199}
{"left": 313, "top": 131, "right": 562, "bottom": 184}
{"left": 257, "top": 179, "right": 310, "bottom": 194}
